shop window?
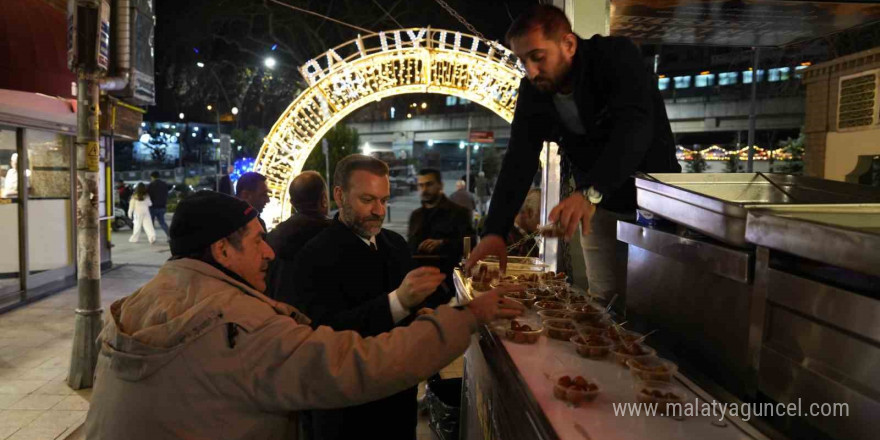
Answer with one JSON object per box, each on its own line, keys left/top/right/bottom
{"left": 695, "top": 74, "right": 715, "bottom": 88}
{"left": 718, "top": 72, "right": 738, "bottom": 85}
{"left": 26, "top": 129, "right": 70, "bottom": 199}
{"left": 673, "top": 76, "right": 691, "bottom": 89}
{"left": 0, "top": 127, "right": 20, "bottom": 293}
{"left": 768, "top": 67, "right": 791, "bottom": 82}
{"left": 742, "top": 69, "right": 765, "bottom": 84}
{"left": 26, "top": 129, "right": 73, "bottom": 273}
{"left": 657, "top": 77, "right": 670, "bottom": 90}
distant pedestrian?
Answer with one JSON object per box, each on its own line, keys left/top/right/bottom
{"left": 218, "top": 165, "right": 234, "bottom": 195}
{"left": 449, "top": 179, "right": 476, "bottom": 219}
{"left": 147, "top": 171, "right": 170, "bottom": 238}
{"left": 475, "top": 171, "right": 492, "bottom": 215}
{"left": 128, "top": 183, "right": 156, "bottom": 244}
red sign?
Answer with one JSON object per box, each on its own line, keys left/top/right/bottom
{"left": 468, "top": 131, "right": 495, "bottom": 144}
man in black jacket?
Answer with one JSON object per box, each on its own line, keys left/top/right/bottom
{"left": 288, "top": 155, "right": 446, "bottom": 440}
{"left": 147, "top": 171, "right": 170, "bottom": 239}
{"left": 465, "top": 5, "right": 680, "bottom": 302}
{"left": 265, "top": 171, "right": 332, "bottom": 300}
{"left": 408, "top": 169, "right": 475, "bottom": 307}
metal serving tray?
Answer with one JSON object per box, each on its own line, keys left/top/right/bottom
{"left": 635, "top": 173, "right": 880, "bottom": 247}
{"left": 746, "top": 204, "right": 880, "bottom": 277}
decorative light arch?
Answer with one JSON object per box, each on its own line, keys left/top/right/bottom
{"left": 255, "top": 28, "right": 524, "bottom": 226}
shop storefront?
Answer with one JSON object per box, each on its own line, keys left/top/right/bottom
{"left": 0, "top": 90, "right": 125, "bottom": 310}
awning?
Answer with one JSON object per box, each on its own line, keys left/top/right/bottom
{"left": 0, "top": 0, "right": 76, "bottom": 97}
{"left": 0, "top": 89, "right": 76, "bottom": 133}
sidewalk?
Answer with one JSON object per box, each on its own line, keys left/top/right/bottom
{"left": 0, "top": 235, "right": 168, "bottom": 440}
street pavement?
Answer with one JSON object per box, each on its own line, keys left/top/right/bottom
{"left": 0, "top": 190, "right": 457, "bottom": 440}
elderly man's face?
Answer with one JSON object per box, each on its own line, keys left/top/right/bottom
{"left": 218, "top": 218, "right": 275, "bottom": 292}
{"left": 335, "top": 170, "right": 390, "bottom": 239}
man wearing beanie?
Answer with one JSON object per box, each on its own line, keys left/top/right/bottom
{"left": 84, "top": 190, "right": 524, "bottom": 439}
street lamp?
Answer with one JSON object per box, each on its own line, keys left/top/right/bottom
{"left": 206, "top": 104, "right": 213, "bottom": 111}
{"left": 179, "top": 112, "right": 185, "bottom": 120}
{"left": 197, "top": 62, "right": 205, "bottom": 68}
{"left": 231, "top": 107, "right": 239, "bottom": 115}
{"left": 264, "top": 57, "right": 277, "bottom": 69}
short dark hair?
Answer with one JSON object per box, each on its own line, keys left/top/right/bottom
{"left": 236, "top": 172, "right": 267, "bottom": 196}
{"left": 418, "top": 168, "right": 442, "bottom": 184}
{"left": 150, "top": 171, "right": 160, "bottom": 179}
{"left": 289, "top": 171, "right": 326, "bottom": 212}
{"left": 333, "top": 154, "right": 389, "bottom": 191}
{"left": 506, "top": 4, "right": 573, "bottom": 45}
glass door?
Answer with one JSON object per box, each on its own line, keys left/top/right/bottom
{"left": 0, "top": 126, "right": 22, "bottom": 300}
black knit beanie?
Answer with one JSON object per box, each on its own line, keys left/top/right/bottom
{"left": 169, "top": 190, "right": 259, "bottom": 256}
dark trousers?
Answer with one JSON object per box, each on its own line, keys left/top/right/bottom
{"left": 149, "top": 207, "right": 170, "bottom": 236}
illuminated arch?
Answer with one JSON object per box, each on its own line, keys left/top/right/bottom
{"left": 255, "top": 28, "right": 524, "bottom": 225}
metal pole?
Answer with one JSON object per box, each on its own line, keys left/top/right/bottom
{"left": 747, "top": 47, "right": 760, "bottom": 173}
{"left": 215, "top": 110, "right": 221, "bottom": 191}
{"left": 465, "top": 114, "right": 472, "bottom": 193}
{"left": 322, "top": 138, "right": 330, "bottom": 184}
{"left": 69, "top": 71, "right": 103, "bottom": 390}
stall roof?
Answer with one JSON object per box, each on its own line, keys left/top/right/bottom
{"left": 0, "top": 89, "right": 76, "bottom": 133}
{"left": 611, "top": 0, "right": 880, "bottom": 47}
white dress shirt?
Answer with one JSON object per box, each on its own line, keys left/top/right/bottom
{"left": 357, "top": 235, "right": 409, "bottom": 323}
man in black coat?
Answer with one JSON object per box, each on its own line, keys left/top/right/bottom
{"left": 408, "top": 169, "right": 475, "bottom": 307}
{"left": 147, "top": 171, "right": 170, "bottom": 238}
{"left": 466, "top": 5, "right": 680, "bottom": 304}
{"left": 265, "top": 171, "right": 331, "bottom": 300}
{"left": 288, "top": 155, "right": 446, "bottom": 440}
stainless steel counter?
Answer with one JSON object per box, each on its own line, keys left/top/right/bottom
{"left": 623, "top": 174, "right": 880, "bottom": 440}
{"left": 745, "top": 205, "right": 880, "bottom": 440}
{"left": 635, "top": 173, "right": 880, "bottom": 247}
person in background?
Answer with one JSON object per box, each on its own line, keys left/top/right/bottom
{"left": 465, "top": 5, "right": 680, "bottom": 304}
{"left": 448, "top": 179, "right": 476, "bottom": 221}
{"left": 236, "top": 171, "right": 271, "bottom": 229}
{"left": 474, "top": 171, "right": 492, "bottom": 215}
{"left": 408, "top": 169, "right": 475, "bottom": 306}
{"left": 218, "top": 164, "right": 234, "bottom": 195}
{"left": 265, "top": 171, "right": 332, "bottom": 300}
{"left": 2, "top": 153, "right": 19, "bottom": 198}
{"left": 116, "top": 179, "right": 132, "bottom": 213}
{"left": 147, "top": 171, "right": 170, "bottom": 239}
{"left": 84, "top": 190, "right": 524, "bottom": 440}
{"left": 289, "top": 155, "right": 446, "bottom": 440}
{"left": 128, "top": 183, "right": 156, "bottom": 244}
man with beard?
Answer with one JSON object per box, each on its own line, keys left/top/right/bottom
{"left": 465, "top": 5, "right": 680, "bottom": 304}
{"left": 408, "top": 169, "right": 475, "bottom": 306}
{"left": 290, "top": 155, "right": 444, "bottom": 440}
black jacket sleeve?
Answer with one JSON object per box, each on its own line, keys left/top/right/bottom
{"left": 482, "top": 80, "right": 552, "bottom": 239}
{"left": 580, "top": 37, "right": 655, "bottom": 195}
{"left": 291, "top": 244, "right": 394, "bottom": 336}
